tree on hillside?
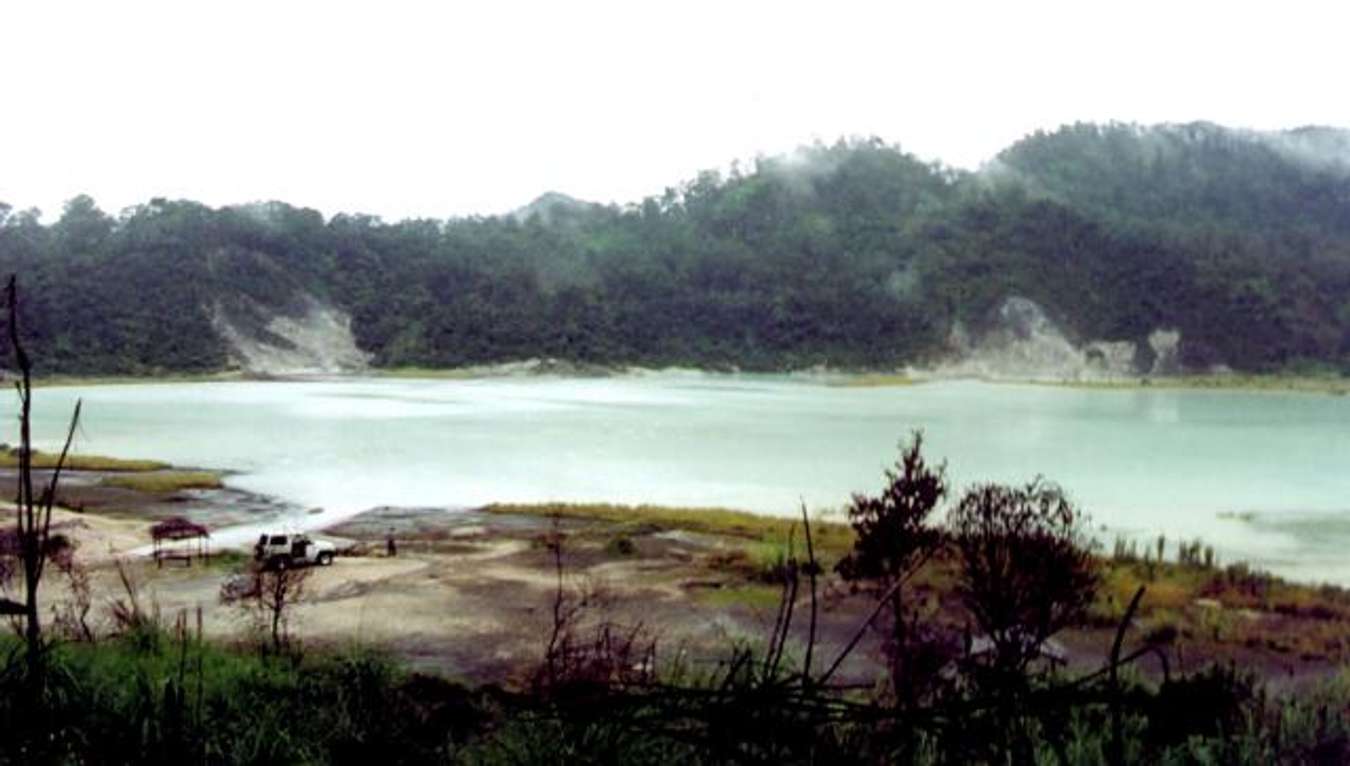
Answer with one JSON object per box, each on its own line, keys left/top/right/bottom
{"left": 53, "top": 194, "right": 113, "bottom": 257}
{"left": 5, "top": 132, "right": 1350, "bottom": 374}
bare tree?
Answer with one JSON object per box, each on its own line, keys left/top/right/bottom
{"left": 221, "top": 562, "right": 312, "bottom": 654}
{"left": 107, "top": 555, "right": 164, "bottom": 645}
{"left": 0, "top": 275, "right": 82, "bottom": 677}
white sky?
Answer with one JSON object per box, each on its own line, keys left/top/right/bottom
{"left": 2, "top": 0, "right": 1348, "bottom": 222}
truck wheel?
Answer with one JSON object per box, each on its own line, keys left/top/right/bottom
{"left": 318, "top": 552, "right": 334, "bottom": 566}
{"left": 273, "top": 557, "right": 288, "bottom": 571}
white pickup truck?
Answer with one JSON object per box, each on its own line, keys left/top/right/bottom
{"left": 253, "top": 533, "right": 336, "bottom": 569}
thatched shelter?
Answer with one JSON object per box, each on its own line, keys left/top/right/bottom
{"left": 151, "top": 517, "right": 211, "bottom": 567}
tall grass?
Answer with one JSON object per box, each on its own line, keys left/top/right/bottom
{"left": 484, "top": 502, "right": 854, "bottom": 557}
{"left": 101, "top": 470, "right": 223, "bottom": 493}
{"left": 0, "top": 450, "right": 169, "bottom": 472}
{"left": 0, "top": 633, "right": 481, "bottom": 764}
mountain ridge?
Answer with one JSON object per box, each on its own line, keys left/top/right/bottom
{"left": 2, "top": 121, "right": 1348, "bottom": 376}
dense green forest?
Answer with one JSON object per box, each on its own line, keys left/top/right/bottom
{"left": 3, "top": 121, "right": 1350, "bottom": 375}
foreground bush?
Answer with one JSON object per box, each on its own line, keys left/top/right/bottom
{"left": 0, "top": 635, "right": 492, "bottom": 764}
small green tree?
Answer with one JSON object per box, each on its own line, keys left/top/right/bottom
{"left": 946, "top": 479, "right": 1099, "bottom": 761}
{"left": 835, "top": 431, "right": 947, "bottom": 700}
{"left": 949, "top": 479, "right": 1098, "bottom": 678}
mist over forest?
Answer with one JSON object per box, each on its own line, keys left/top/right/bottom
{"left": 4, "top": 120, "right": 1350, "bottom": 376}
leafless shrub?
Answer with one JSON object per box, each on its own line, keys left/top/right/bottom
{"left": 533, "top": 517, "right": 656, "bottom": 697}
{"left": 219, "top": 562, "right": 312, "bottom": 654}
{"left": 50, "top": 537, "right": 96, "bottom": 643}
{"left": 107, "top": 556, "right": 164, "bottom": 650}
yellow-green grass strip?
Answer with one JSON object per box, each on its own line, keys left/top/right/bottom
{"left": 483, "top": 502, "right": 854, "bottom": 555}
{"left": 101, "top": 471, "right": 223, "bottom": 493}
{"left": 0, "top": 451, "right": 170, "bottom": 472}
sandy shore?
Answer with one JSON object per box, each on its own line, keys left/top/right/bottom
{"left": 16, "top": 502, "right": 884, "bottom": 684}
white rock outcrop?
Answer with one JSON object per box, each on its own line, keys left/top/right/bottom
{"left": 1148, "top": 329, "right": 1182, "bottom": 375}
{"left": 937, "top": 296, "right": 1182, "bottom": 381}
{"left": 211, "top": 295, "right": 370, "bottom": 375}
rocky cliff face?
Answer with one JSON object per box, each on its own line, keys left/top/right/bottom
{"left": 211, "top": 294, "right": 370, "bottom": 375}
{"left": 939, "top": 296, "right": 1182, "bottom": 380}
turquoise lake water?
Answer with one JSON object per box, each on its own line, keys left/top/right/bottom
{"left": 24, "top": 376, "right": 1350, "bottom": 583}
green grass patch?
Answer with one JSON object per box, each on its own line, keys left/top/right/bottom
{"left": 101, "top": 471, "right": 223, "bottom": 493}
{"left": 0, "top": 634, "right": 450, "bottom": 764}
{"left": 483, "top": 502, "right": 854, "bottom": 557}
{"left": 830, "top": 373, "right": 917, "bottom": 388}
{"left": 692, "top": 583, "right": 785, "bottom": 610}
{"left": 1050, "top": 373, "right": 1350, "bottom": 396}
{"left": 371, "top": 366, "right": 486, "bottom": 380}
{"left": 0, "top": 450, "right": 170, "bottom": 472}
{"left": 31, "top": 371, "right": 245, "bottom": 388}
{"left": 200, "top": 548, "right": 251, "bottom": 571}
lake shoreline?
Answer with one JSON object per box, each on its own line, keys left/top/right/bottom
{"left": 29, "top": 484, "right": 1350, "bottom": 692}
{"left": 13, "top": 444, "right": 1350, "bottom": 690}
{"left": 28, "top": 363, "right": 1350, "bottom": 396}
{"left": 23, "top": 376, "right": 1350, "bottom": 585}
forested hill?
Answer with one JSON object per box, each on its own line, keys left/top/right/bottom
{"left": 2, "top": 122, "right": 1350, "bottom": 376}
